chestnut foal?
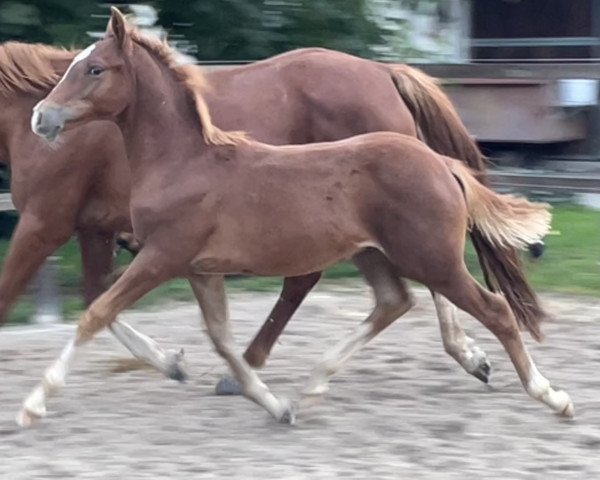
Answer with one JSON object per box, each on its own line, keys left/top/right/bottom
{"left": 0, "top": 41, "right": 494, "bottom": 386}
{"left": 21, "top": 9, "right": 573, "bottom": 426}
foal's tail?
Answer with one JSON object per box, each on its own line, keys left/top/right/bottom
{"left": 448, "top": 160, "right": 551, "bottom": 250}
{"left": 388, "top": 63, "right": 549, "bottom": 341}
{"left": 448, "top": 159, "right": 551, "bottom": 340}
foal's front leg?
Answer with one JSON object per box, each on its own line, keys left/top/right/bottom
{"left": 78, "top": 229, "right": 188, "bottom": 382}
{"left": 189, "top": 275, "right": 294, "bottom": 423}
{"left": 215, "top": 272, "right": 322, "bottom": 395}
{"left": 16, "top": 249, "right": 173, "bottom": 427}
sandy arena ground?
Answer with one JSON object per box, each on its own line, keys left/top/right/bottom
{"left": 0, "top": 283, "right": 599, "bottom": 479}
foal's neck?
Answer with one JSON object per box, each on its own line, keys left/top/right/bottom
{"left": 120, "top": 45, "right": 209, "bottom": 174}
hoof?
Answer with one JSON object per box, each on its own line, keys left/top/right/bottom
{"left": 243, "top": 350, "right": 267, "bottom": 369}
{"left": 471, "top": 358, "right": 492, "bottom": 384}
{"left": 528, "top": 241, "right": 545, "bottom": 260}
{"left": 278, "top": 400, "right": 296, "bottom": 425}
{"left": 15, "top": 408, "right": 41, "bottom": 428}
{"left": 215, "top": 376, "right": 243, "bottom": 396}
{"left": 164, "top": 349, "right": 188, "bottom": 383}
{"left": 562, "top": 401, "right": 575, "bottom": 419}
{"left": 464, "top": 346, "right": 491, "bottom": 384}
{"left": 555, "top": 390, "right": 575, "bottom": 418}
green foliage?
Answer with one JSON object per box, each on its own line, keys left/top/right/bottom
{"left": 157, "top": 0, "right": 390, "bottom": 60}
{"left": 0, "top": 0, "right": 98, "bottom": 46}
{"left": 521, "top": 204, "right": 600, "bottom": 295}
{"left": 463, "top": 204, "right": 600, "bottom": 295}
{"left": 0, "top": 1, "right": 391, "bottom": 59}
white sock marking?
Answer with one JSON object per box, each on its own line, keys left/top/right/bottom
{"left": 526, "top": 354, "right": 573, "bottom": 415}
{"left": 19, "top": 339, "right": 76, "bottom": 422}
{"left": 45, "top": 339, "right": 76, "bottom": 389}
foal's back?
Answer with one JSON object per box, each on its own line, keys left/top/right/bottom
{"left": 195, "top": 132, "right": 466, "bottom": 276}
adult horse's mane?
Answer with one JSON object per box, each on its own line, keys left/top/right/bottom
{"left": 0, "top": 42, "right": 75, "bottom": 96}
{"left": 125, "top": 27, "right": 247, "bottom": 146}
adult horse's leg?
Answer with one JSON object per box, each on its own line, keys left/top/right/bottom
{"left": 243, "top": 272, "right": 322, "bottom": 367}
{"left": 189, "top": 274, "right": 294, "bottom": 423}
{"left": 78, "top": 229, "right": 187, "bottom": 382}
{"left": 437, "top": 268, "right": 573, "bottom": 417}
{"left": 216, "top": 272, "right": 321, "bottom": 395}
{"left": 77, "top": 229, "right": 116, "bottom": 304}
{"left": 432, "top": 293, "right": 491, "bottom": 383}
{"left": 16, "top": 248, "right": 174, "bottom": 426}
{"left": 303, "top": 249, "right": 414, "bottom": 397}
{"left": 0, "top": 213, "right": 70, "bottom": 324}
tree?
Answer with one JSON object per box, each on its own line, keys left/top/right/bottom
{"left": 156, "top": 0, "right": 390, "bottom": 61}
{"left": 0, "top": 0, "right": 456, "bottom": 61}
{"left": 0, "top": 0, "right": 97, "bottom": 46}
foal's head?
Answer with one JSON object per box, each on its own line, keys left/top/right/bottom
{"left": 32, "top": 7, "right": 245, "bottom": 146}
{"left": 31, "top": 8, "right": 134, "bottom": 141}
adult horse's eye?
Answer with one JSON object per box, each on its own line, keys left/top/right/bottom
{"left": 88, "top": 66, "right": 104, "bottom": 76}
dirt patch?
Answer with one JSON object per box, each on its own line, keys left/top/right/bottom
{"left": 0, "top": 285, "right": 598, "bottom": 479}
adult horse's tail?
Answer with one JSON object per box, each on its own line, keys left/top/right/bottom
{"left": 389, "top": 64, "right": 548, "bottom": 341}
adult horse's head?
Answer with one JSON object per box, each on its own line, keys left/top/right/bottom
{"left": 31, "top": 7, "right": 132, "bottom": 141}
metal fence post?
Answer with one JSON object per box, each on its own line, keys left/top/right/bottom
{"left": 33, "top": 256, "right": 62, "bottom": 324}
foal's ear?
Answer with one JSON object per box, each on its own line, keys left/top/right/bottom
{"left": 108, "top": 6, "right": 131, "bottom": 51}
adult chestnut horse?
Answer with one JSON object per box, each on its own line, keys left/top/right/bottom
{"left": 0, "top": 41, "right": 501, "bottom": 383}
{"left": 21, "top": 9, "right": 572, "bottom": 426}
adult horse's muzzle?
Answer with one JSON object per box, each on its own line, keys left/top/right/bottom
{"left": 31, "top": 102, "right": 72, "bottom": 142}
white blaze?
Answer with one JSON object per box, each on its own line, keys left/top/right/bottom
{"left": 30, "top": 43, "right": 96, "bottom": 134}
{"left": 30, "top": 101, "right": 42, "bottom": 134}
{"left": 55, "top": 43, "right": 96, "bottom": 88}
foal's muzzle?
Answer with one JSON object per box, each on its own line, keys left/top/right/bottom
{"left": 31, "top": 103, "right": 67, "bottom": 142}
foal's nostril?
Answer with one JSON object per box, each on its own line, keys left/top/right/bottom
{"left": 31, "top": 105, "right": 66, "bottom": 140}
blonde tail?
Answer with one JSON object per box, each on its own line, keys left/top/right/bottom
{"left": 447, "top": 159, "right": 551, "bottom": 250}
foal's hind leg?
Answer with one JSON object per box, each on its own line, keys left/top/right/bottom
{"left": 433, "top": 293, "right": 491, "bottom": 383}
{"left": 437, "top": 270, "right": 574, "bottom": 417}
{"left": 303, "top": 249, "right": 414, "bottom": 397}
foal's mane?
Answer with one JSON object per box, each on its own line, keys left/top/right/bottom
{"left": 126, "top": 29, "right": 246, "bottom": 146}
{"left": 0, "top": 42, "right": 75, "bottom": 96}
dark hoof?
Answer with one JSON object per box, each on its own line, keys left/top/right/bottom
{"left": 167, "top": 364, "right": 188, "bottom": 383}
{"left": 472, "top": 360, "right": 492, "bottom": 384}
{"left": 279, "top": 408, "right": 295, "bottom": 425}
{"left": 528, "top": 241, "right": 545, "bottom": 259}
{"left": 215, "top": 376, "right": 243, "bottom": 396}
{"left": 278, "top": 400, "right": 296, "bottom": 425}
{"left": 165, "top": 349, "right": 188, "bottom": 383}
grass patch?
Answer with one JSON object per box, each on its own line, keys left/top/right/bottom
{"left": 0, "top": 203, "right": 597, "bottom": 324}
{"left": 462, "top": 203, "right": 599, "bottom": 295}
{"left": 519, "top": 203, "right": 599, "bottom": 295}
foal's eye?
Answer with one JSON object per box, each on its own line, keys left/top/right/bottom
{"left": 87, "top": 66, "right": 104, "bottom": 76}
